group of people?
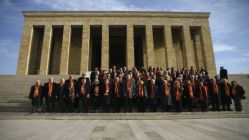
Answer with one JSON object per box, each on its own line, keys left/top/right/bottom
{"left": 29, "top": 66, "right": 246, "bottom": 113}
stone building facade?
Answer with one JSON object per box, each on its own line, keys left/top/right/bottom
{"left": 16, "top": 11, "right": 216, "bottom": 75}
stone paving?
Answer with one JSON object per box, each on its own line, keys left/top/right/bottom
{"left": 0, "top": 118, "right": 248, "bottom": 140}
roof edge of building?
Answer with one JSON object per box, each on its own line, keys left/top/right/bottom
{"left": 22, "top": 10, "right": 210, "bottom": 18}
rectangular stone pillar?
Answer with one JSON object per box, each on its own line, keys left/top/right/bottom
{"left": 194, "top": 32, "right": 204, "bottom": 69}
{"left": 126, "top": 24, "right": 134, "bottom": 70}
{"left": 101, "top": 24, "right": 109, "bottom": 70}
{"left": 145, "top": 24, "right": 155, "bottom": 67}
{"left": 39, "top": 24, "right": 52, "bottom": 75}
{"left": 164, "top": 25, "right": 176, "bottom": 68}
{"left": 80, "top": 24, "right": 90, "bottom": 74}
{"left": 16, "top": 22, "right": 33, "bottom": 75}
{"left": 200, "top": 25, "right": 216, "bottom": 75}
{"left": 59, "top": 24, "right": 71, "bottom": 75}
{"left": 182, "top": 25, "right": 195, "bottom": 68}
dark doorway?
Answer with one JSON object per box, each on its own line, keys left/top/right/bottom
{"left": 134, "top": 26, "right": 145, "bottom": 69}
{"left": 109, "top": 26, "right": 126, "bottom": 68}
{"left": 89, "top": 26, "right": 102, "bottom": 71}
{"left": 28, "top": 26, "right": 44, "bottom": 75}
{"left": 68, "top": 26, "right": 82, "bottom": 75}
{"left": 49, "top": 26, "right": 63, "bottom": 74}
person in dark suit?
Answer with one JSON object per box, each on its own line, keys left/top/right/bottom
{"left": 162, "top": 79, "right": 172, "bottom": 112}
{"left": 136, "top": 77, "right": 148, "bottom": 112}
{"left": 230, "top": 81, "right": 246, "bottom": 111}
{"left": 55, "top": 78, "right": 66, "bottom": 112}
{"left": 148, "top": 79, "right": 158, "bottom": 112}
{"left": 43, "top": 77, "right": 57, "bottom": 112}
{"left": 122, "top": 74, "right": 135, "bottom": 112}
{"left": 220, "top": 78, "right": 232, "bottom": 111}
{"left": 185, "top": 80, "right": 195, "bottom": 112}
{"left": 197, "top": 82, "right": 208, "bottom": 112}
{"left": 220, "top": 66, "right": 228, "bottom": 80}
{"left": 173, "top": 80, "right": 183, "bottom": 112}
{"left": 112, "top": 77, "right": 122, "bottom": 112}
{"left": 92, "top": 79, "right": 100, "bottom": 113}
{"left": 78, "top": 77, "right": 91, "bottom": 113}
{"left": 65, "top": 79, "right": 76, "bottom": 112}
{"left": 102, "top": 78, "right": 112, "bottom": 113}
{"left": 29, "top": 80, "right": 43, "bottom": 113}
{"left": 208, "top": 78, "right": 221, "bottom": 111}
{"left": 65, "top": 75, "right": 78, "bottom": 111}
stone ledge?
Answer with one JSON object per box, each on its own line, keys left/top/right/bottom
{"left": 0, "top": 112, "right": 248, "bottom": 120}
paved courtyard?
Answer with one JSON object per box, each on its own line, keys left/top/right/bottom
{"left": 0, "top": 118, "right": 248, "bottom": 140}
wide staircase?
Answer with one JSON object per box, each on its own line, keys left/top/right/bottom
{"left": 0, "top": 75, "right": 248, "bottom": 114}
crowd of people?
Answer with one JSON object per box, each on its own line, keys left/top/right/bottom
{"left": 29, "top": 66, "right": 246, "bottom": 113}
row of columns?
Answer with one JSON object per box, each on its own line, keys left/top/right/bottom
{"left": 17, "top": 23, "right": 216, "bottom": 75}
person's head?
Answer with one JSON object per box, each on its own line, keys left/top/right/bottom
{"left": 231, "top": 81, "right": 237, "bottom": 87}
{"left": 115, "top": 77, "right": 119, "bottom": 82}
{"left": 187, "top": 80, "right": 191, "bottom": 84}
{"left": 211, "top": 77, "right": 216, "bottom": 83}
{"left": 200, "top": 82, "right": 204, "bottom": 86}
{"left": 81, "top": 78, "right": 86, "bottom": 84}
{"left": 94, "top": 79, "right": 99, "bottom": 85}
{"left": 60, "top": 78, "right": 65, "bottom": 85}
{"left": 165, "top": 75, "right": 170, "bottom": 81}
{"left": 222, "top": 78, "right": 228, "bottom": 84}
{"left": 220, "top": 66, "right": 224, "bottom": 70}
{"left": 81, "top": 73, "right": 85, "bottom": 77}
{"left": 69, "top": 75, "right": 73, "bottom": 81}
{"left": 151, "top": 79, "right": 155, "bottom": 85}
{"left": 35, "top": 80, "right": 41, "bottom": 86}
{"left": 126, "top": 74, "right": 131, "bottom": 80}
{"left": 48, "top": 77, "right": 54, "bottom": 83}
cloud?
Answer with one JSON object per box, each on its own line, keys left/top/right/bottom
{"left": 0, "top": 39, "right": 19, "bottom": 59}
{"left": 213, "top": 43, "right": 235, "bottom": 53}
{"left": 31, "top": 0, "right": 143, "bottom": 11}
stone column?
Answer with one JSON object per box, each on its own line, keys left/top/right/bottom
{"left": 16, "top": 22, "right": 33, "bottom": 75}
{"left": 101, "top": 24, "right": 109, "bottom": 70}
{"left": 164, "top": 25, "right": 176, "bottom": 68}
{"left": 39, "top": 24, "right": 52, "bottom": 75}
{"left": 80, "top": 24, "right": 90, "bottom": 74}
{"left": 145, "top": 24, "right": 155, "bottom": 67}
{"left": 194, "top": 31, "right": 203, "bottom": 69}
{"left": 182, "top": 25, "right": 195, "bottom": 68}
{"left": 200, "top": 25, "right": 216, "bottom": 75}
{"left": 59, "top": 24, "right": 71, "bottom": 75}
{"left": 126, "top": 24, "right": 134, "bottom": 70}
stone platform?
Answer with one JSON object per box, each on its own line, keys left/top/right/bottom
{"left": 0, "top": 118, "right": 249, "bottom": 140}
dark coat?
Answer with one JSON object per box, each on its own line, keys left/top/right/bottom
{"left": 43, "top": 82, "right": 57, "bottom": 99}
{"left": 29, "top": 85, "right": 43, "bottom": 105}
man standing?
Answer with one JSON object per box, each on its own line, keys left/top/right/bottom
{"left": 78, "top": 78, "right": 91, "bottom": 113}
{"left": 136, "top": 77, "right": 147, "bottom": 112}
{"left": 208, "top": 78, "right": 221, "bottom": 111}
{"left": 112, "top": 77, "right": 122, "bottom": 112}
{"left": 102, "top": 78, "right": 112, "bottom": 112}
{"left": 174, "top": 80, "right": 183, "bottom": 112}
{"left": 55, "top": 78, "right": 66, "bottom": 112}
{"left": 198, "top": 82, "right": 208, "bottom": 112}
{"left": 230, "top": 81, "right": 246, "bottom": 111}
{"left": 162, "top": 79, "right": 172, "bottom": 112}
{"left": 148, "top": 79, "right": 158, "bottom": 112}
{"left": 220, "top": 78, "right": 232, "bottom": 111}
{"left": 29, "top": 80, "right": 43, "bottom": 113}
{"left": 220, "top": 66, "right": 228, "bottom": 80}
{"left": 123, "top": 74, "right": 135, "bottom": 112}
{"left": 43, "top": 77, "right": 56, "bottom": 112}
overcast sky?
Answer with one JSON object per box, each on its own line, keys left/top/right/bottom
{"left": 0, "top": 0, "right": 249, "bottom": 74}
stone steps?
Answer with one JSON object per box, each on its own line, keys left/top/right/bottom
{"left": 0, "top": 75, "right": 248, "bottom": 113}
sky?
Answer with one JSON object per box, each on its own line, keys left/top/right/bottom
{"left": 0, "top": 0, "right": 249, "bottom": 74}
